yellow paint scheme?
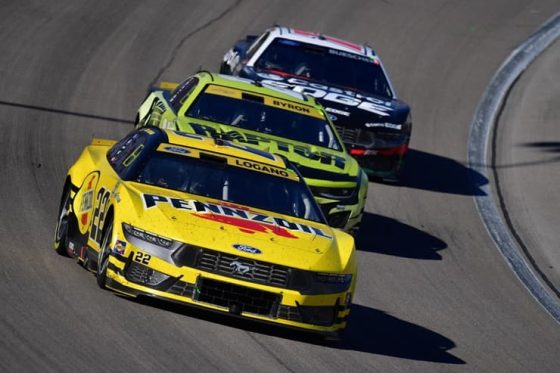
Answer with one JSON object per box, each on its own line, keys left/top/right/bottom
{"left": 63, "top": 128, "right": 357, "bottom": 334}
{"left": 72, "top": 172, "right": 99, "bottom": 234}
{"left": 156, "top": 143, "right": 300, "bottom": 181}
{"left": 158, "top": 81, "right": 179, "bottom": 91}
{"left": 204, "top": 84, "right": 325, "bottom": 119}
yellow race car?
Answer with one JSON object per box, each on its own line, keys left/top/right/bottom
{"left": 54, "top": 127, "right": 357, "bottom": 338}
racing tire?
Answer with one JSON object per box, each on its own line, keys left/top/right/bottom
{"left": 54, "top": 184, "right": 72, "bottom": 256}
{"left": 96, "top": 218, "right": 113, "bottom": 289}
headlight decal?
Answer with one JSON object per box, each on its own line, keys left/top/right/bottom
{"left": 122, "top": 223, "right": 173, "bottom": 249}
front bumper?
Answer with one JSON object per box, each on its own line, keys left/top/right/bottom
{"left": 105, "top": 249, "right": 353, "bottom": 334}
{"left": 308, "top": 174, "right": 368, "bottom": 235}
{"left": 314, "top": 196, "right": 365, "bottom": 235}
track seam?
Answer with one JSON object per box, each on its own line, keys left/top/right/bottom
{"left": 468, "top": 13, "right": 560, "bottom": 322}
{"left": 148, "top": 0, "right": 242, "bottom": 87}
{"left": 245, "top": 332, "right": 296, "bottom": 373}
{"left": 0, "top": 100, "right": 134, "bottom": 124}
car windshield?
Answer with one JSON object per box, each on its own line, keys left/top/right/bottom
{"left": 134, "top": 150, "right": 324, "bottom": 223}
{"left": 185, "top": 86, "right": 341, "bottom": 151}
{"left": 254, "top": 38, "right": 393, "bottom": 99}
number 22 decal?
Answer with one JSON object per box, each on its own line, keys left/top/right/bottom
{"left": 90, "top": 187, "right": 111, "bottom": 245}
{"left": 134, "top": 252, "right": 151, "bottom": 265}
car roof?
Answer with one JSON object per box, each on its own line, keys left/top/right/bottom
{"left": 196, "top": 71, "right": 317, "bottom": 104}
{"left": 160, "top": 128, "right": 293, "bottom": 171}
{"left": 267, "top": 26, "right": 376, "bottom": 58}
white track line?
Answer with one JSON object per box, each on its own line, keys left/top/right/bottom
{"left": 468, "top": 13, "right": 560, "bottom": 322}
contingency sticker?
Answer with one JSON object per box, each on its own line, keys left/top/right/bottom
{"left": 74, "top": 172, "right": 100, "bottom": 234}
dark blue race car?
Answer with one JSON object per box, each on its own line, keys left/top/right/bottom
{"left": 220, "top": 26, "right": 412, "bottom": 182}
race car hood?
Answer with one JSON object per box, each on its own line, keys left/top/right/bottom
{"left": 119, "top": 182, "right": 353, "bottom": 272}
{"left": 176, "top": 119, "right": 360, "bottom": 183}
{"left": 241, "top": 67, "right": 411, "bottom": 134}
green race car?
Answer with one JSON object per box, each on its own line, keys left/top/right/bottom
{"left": 135, "top": 72, "right": 367, "bottom": 234}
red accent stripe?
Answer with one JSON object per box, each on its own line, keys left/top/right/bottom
{"left": 292, "top": 28, "right": 362, "bottom": 52}
{"left": 324, "top": 35, "right": 362, "bottom": 52}
{"left": 377, "top": 144, "right": 409, "bottom": 156}
{"left": 350, "top": 148, "right": 366, "bottom": 156}
{"left": 195, "top": 213, "right": 298, "bottom": 239}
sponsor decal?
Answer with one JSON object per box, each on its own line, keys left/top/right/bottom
{"left": 79, "top": 175, "right": 97, "bottom": 226}
{"left": 259, "top": 76, "right": 393, "bottom": 117}
{"left": 80, "top": 179, "right": 95, "bottom": 213}
{"left": 325, "top": 107, "right": 350, "bottom": 117}
{"left": 204, "top": 84, "right": 323, "bottom": 119}
{"left": 365, "top": 122, "right": 402, "bottom": 130}
{"left": 205, "top": 85, "right": 242, "bottom": 99}
{"left": 80, "top": 190, "right": 93, "bottom": 212}
{"left": 328, "top": 48, "right": 373, "bottom": 64}
{"left": 113, "top": 240, "right": 127, "bottom": 255}
{"left": 142, "top": 194, "right": 332, "bottom": 240}
{"left": 188, "top": 122, "right": 347, "bottom": 170}
{"left": 163, "top": 146, "right": 190, "bottom": 155}
{"left": 270, "top": 99, "right": 310, "bottom": 114}
{"left": 234, "top": 159, "right": 290, "bottom": 178}
{"left": 229, "top": 261, "right": 252, "bottom": 275}
{"left": 233, "top": 244, "right": 262, "bottom": 254}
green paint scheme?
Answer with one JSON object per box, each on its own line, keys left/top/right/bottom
{"left": 136, "top": 72, "right": 367, "bottom": 233}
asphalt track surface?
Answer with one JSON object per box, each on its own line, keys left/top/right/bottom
{"left": 495, "top": 37, "right": 560, "bottom": 304}
{"left": 1, "top": 1, "right": 559, "bottom": 371}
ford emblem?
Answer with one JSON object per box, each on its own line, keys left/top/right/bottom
{"left": 233, "top": 244, "right": 262, "bottom": 254}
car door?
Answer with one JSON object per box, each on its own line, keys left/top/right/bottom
{"left": 86, "top": 130, "right": 148, "bottom": 252}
